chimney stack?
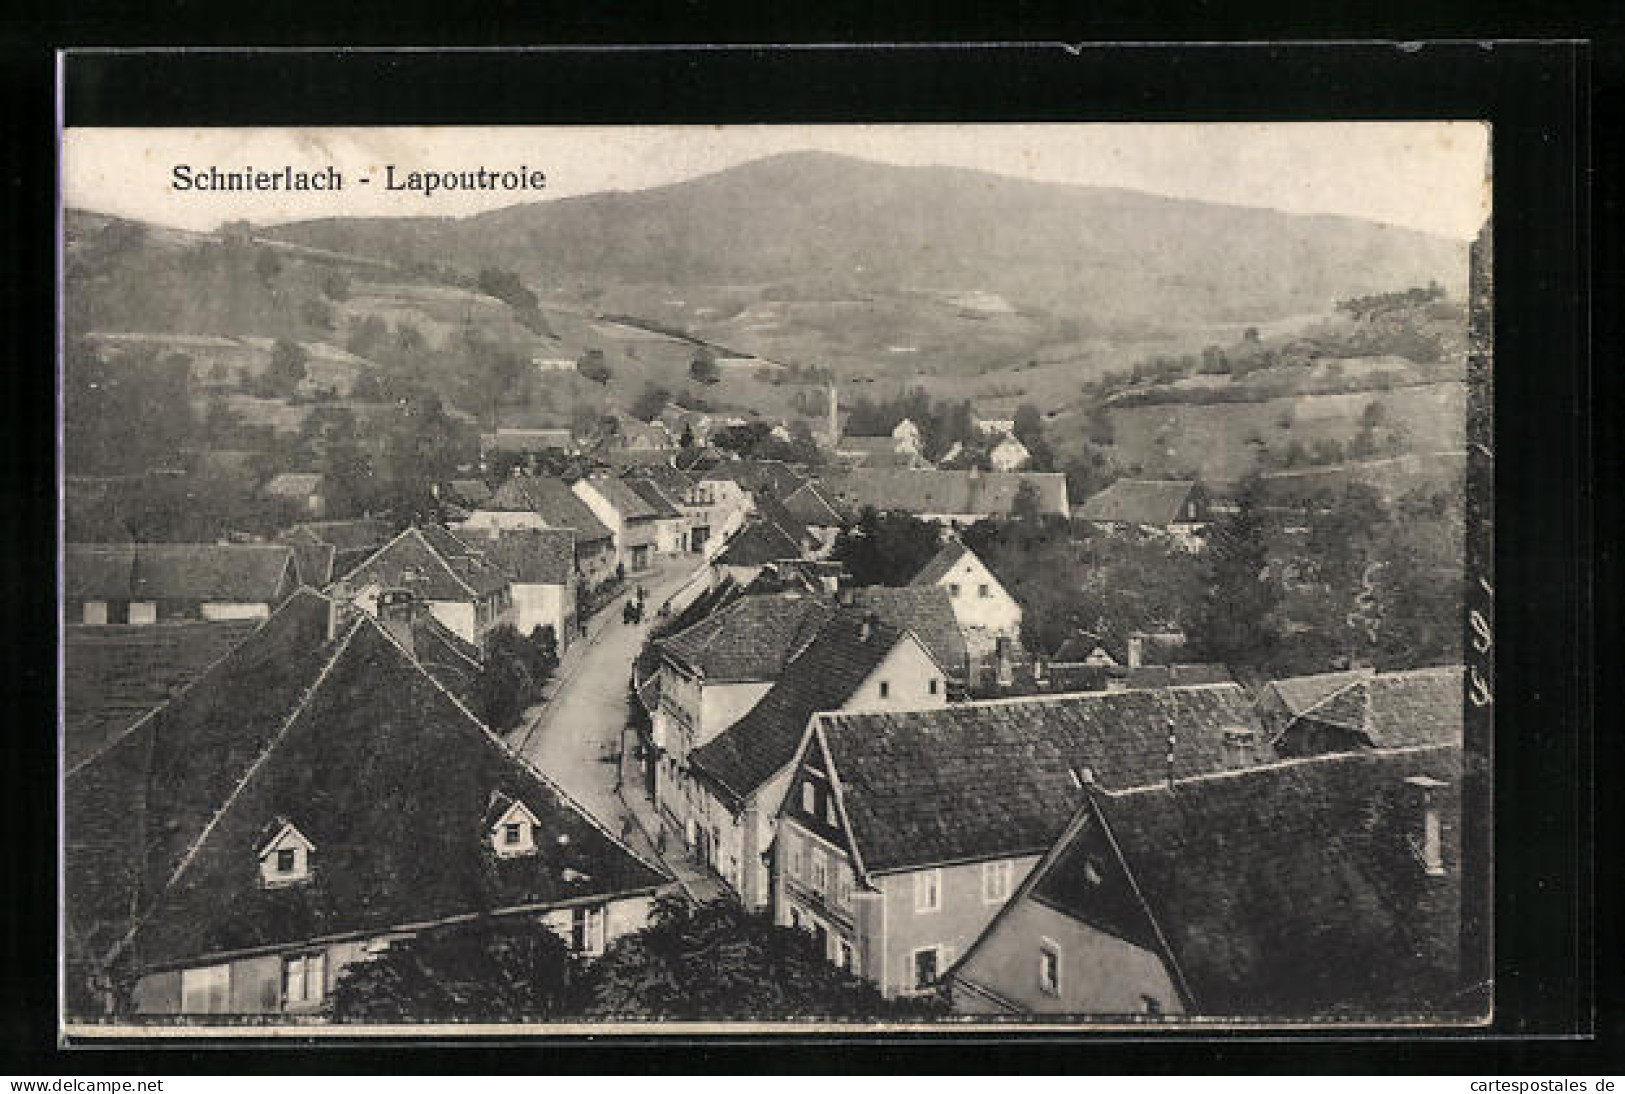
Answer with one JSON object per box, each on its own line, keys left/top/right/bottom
{"left": 1404, "top": 775, "right": 1449, "bottom": 876}
{"left": 1222, "top": 727, "right": 1258, "bottom": 770}
{"left": 858, "top": 611, "right": 880, "bottom": 643}
{"left": 1128, "top": 634, "right": 1145, "bottom": 670}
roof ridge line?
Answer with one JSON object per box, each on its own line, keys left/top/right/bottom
{"left": 368, "top": 619, "right": 673, "bottom": 884}
{"left": 105, "top": 614, "right": 369, "bottom": 969}
{"left": 1105, "top": 741, "right": 1456, "bottom": 798}
{"left": 414, "top": 526, "right": 483, "bottom": 600}
{"left": 1290, "top": 673, "right": 1374, "bottom": 727}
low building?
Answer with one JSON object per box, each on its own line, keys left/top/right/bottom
{"left": 64, "top": 590, "right": 672, "bottom": 1019}
{"left": 479, "top": 427, "right": 575, "bottom": 461}
{"left": 770, "top": 684, "right": 1272, "bottom": 997}
{"left": 649, "top": 594, "right": 835, "bottom": 835}
{"left": 623, "top": 475, "right": 690, "bottom": 557}
{"left": 461, "top": 473, "right": 618, "bottom": 590}
{"left": 686, "top": 610, "right": 950, "bottom": 909}
{"left": 438, "top": 478, "right": 493, "bottom": 512}
{"left": 64, "top": 543, "right": 301, "bottom": 626}
{"left": 949, "top": 745, "right": 1466, "bottom": 1020}
{"left": 846, "top": 585, "right": 971, "bottom": 691}
{"left": 816, "top": 469, "right": 1070, "bottom": 527}
{"left": 625, "top": 465, "right": 718, "bottom": 555}
{"left": 909, "top": 539, "right": 1023, "bottom": 670}
{"left": 279, "top": 519, "right": 395, "bottom": 577}
{"left": 263, "top": 473, "right": 328, "bottom": 518}
{"left": 1261, "top": 665, "right": 1463, "bottom": 758}
{"left": 340, "top": 525, "right": 513, "bottom": 647}
{"left": 1075, "top": 480, "right": 1211, "bottom": 545}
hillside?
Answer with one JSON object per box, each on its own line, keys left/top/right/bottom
{"left": 263, "top": 151, "right": 1469, "bottom": 377}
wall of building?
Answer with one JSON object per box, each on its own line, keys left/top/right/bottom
{"left": 460, "top": 509, "right": 547, "bottom": 532}
{"left": 427, "top": 600, "right": 478, "bottom": 645}
{"left": 950, "top": 897, "right": 1183, "bottom": 1017}
{"left": 571, "top": 482, "right": 628, "bottom": 570}
{"left": 512, "top": 581, "right": 573, "bottom": 646}
{"left": 200, "top": 602, "right": 273, "bottom": 622}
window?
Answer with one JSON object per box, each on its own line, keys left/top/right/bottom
{"left": 1083, "top": 856, "right": 1104, "bottom": 887}
{"left": 835, "top": 869, "right": 853, "bottom": 911}
{"left": 801, "top": 781, "right": 817, "bottom": 814}
{"left": 504, "top": 823, "right": 522, "bottom": 845}
{"left": 180, "top": 963, "right": 230, "bottom": 1015}
{"left": 787, "top": 833, "right": 805, "bottom": 881}
{"left": 912, "top": 946, "right": 940, "bottom": 990}
{"left": 571, "top": 905, "right": 606, "bottom": 955}
{"left": 1142, "top": 994, "right": 1163, "bottom": 1016}
{"left": 1039, "top": 941, "right": 1062, "bottom": 996}
{"left": 837, "top": 939, "right": 855, "bottom": 972}
{"left": 928, "top": 677, "right": 939, "bottom": 696}
{"left": 978, "top": 584, "right": 990, "bottom": 598}
{"left": 823, "top": 792, "right": 839, "bottom": 829}
{"left": 284, "top": 951, "right": 326, "bottom": 1007}
{"left": 915, "top": 868, "right": 942, "bottom": 913}
{"left": 948, "top": 583, "right": 961, "bottom": 598}
{"left": 983, "top": 860, "right": 1013, "bottom": 904}
{"left": 879, "top": 680, "right": 890, "bottom": 699}
{"left": 810, "top": 848, "right": 828, "bottom": 892}
{"left": 276, "top": 848, "right": 297, "bottom": 874}
{"left": 789, "top": 906, "right": 802, "bottom": 930}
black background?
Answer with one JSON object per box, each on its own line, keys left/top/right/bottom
{"left": 2, "top": 22, "right": 1613, "bottom": 1074}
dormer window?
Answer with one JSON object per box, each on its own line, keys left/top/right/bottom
{"left": 490, "top": 799, "right": 541, "bottom": 858}
{"left": 258, "top": 822, "right": 316, "bottom": 889}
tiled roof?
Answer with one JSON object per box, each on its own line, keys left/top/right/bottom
{"left": 815, "top": 684, "right": 1270, "bottom": 875}
{"left": 480, "top": 428, "right": 573, "bottom": 453}
{"left": 342, "top": 527, "right": 509, "bottom": 602}
{"left": 71, "top": 604, "right": 669, "bottom": 974}
{"left": 657, "top": 593, "right": 834, "bottom": 683}
{"left": 690, "top": 611, "right": 914, "bottom": 807}
{"left": 624, "top": 464, "right": 695, "bottom": 504}
{"left": 1075, "top": 479, "right": 1200, "bottom": 526}
{"left": 910, "top": 540, "right": 974, "bottom": 587}
{"left": 1039, "top": 745, "right": 1465, "bottom": 1016}
{"left": 1119, "top": 664, "right": 1235, "bottom": 689}
{"left": 701, "top": 460, "right": 807, "bottom": 502}
{"left": 62, "top": 619, "right": 262, "bottom": 770}
{"left": 816, "top": 469, "right": 1069, "bottom": 519}
{"left": 484, "top": 475, "right": 614, "bottom": 544}
{"left": 848, "top": 585, "right": 969, "bottom": 680}
{"left": 715, "top": 519, "right": 803, "bottom": 567}
{"left": 264, "top": 472, "right": 324, "bottom": 498}
{"left": 281, "top": 519, "right": 395, "bottom": 554}
{"left": 461, "top": 527, "right": 576, "bottom": 586}
{"left": 408, "top": 610, "right": 485, "bottom": 709}
{"left": 781, "top": 481, "right": 850, "bottom": 527}
{"left": 287, "top": 542, "right": 335, "bottom": 588}
{"left": 580, "top": 475, "right": 660, "bottom": 521}
{"left": 623, "top": 476, "right": 683, "bottom": 519}
{"left": 64, "top": 543, "right": 296, "bottom": 604}
{"left": 1267, "top": 666, "right": 1463, "bottom": 751}
{"left": 443, "top": 478, "right": 493, "bottom": 507}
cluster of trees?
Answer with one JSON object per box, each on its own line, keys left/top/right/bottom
{"left": 831, "top": 508, "right": 947, "bottom": 587}
{"left": 330, "top": 897, "right": 944, "bottom": 1022}
{"left": 578, "top": 348, "right": 612, "bottom": 385}
{"left": 688, "top": 349, "right": 721, "bottom": 385}
{"left": 841, "top": 387, "right": 980, "bottom": 463}
{"left": 710, "top": 420, "right": 823, "bottom": 465}
{"left": 477, "top": 624, "right": 560, "bottom": 732}
{"left": 476, "top": 267, "right": 553, "bottom": 336}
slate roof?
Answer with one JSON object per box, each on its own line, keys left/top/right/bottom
{"left": 62, "top": 619, "right": 262, "bottom": 771}
{"left": 67, "top": 595, "right": 669, "bottom": 977}
{"left": 848, "top": 585, "right": 969, "bottom": 680}
{"left": 461, "top": 527, "right": 576, "bottom": 586}
{"left": 64, "top": 543, "right": 296, "bottom": 604}
{"left": 814, "top": 684, "right": 1270, "bottom": 875}
{"left": 689, "top": 611, "right": 918, "bottom": 808}
{"left": 342, "top": 526, "right": 509, "bottom": 602}
{"left": 910, "top": 539, "right": 975, "bottom": 587}
{"left": 1075, "top": 479, "right": 1201, "bottom": 526}
{"left": 1035, "top": 745, "right": 1465, "bottom": 1016}
{"left": 816, "top": 470, "right": 1069, "bottom": 519}
{"left": 1268, "top": 666, "right": 1464, "bottom": 751}
{"left": 263, "top": 472, "right": 325, "bottom": 499}
{"left": 484, "top": 475, "right": 614, "bottom": 544}
{"left": 657, "top": 593, "right": 835, "bottom": 682}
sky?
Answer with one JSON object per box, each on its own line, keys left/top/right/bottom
{"left": 62, "top": 123, "right": 1491, "bottom": 240}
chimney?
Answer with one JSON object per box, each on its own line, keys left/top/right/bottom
{"left": 378, "top": 588, "right": 418, "bottom": 659}
{"left": 858, "top": 611, "right": 880, "bottom": 643}
{"left": 1128, "top": 634, "right": 1145, "bottom": 670}
{"left": 837, "top": 585, "right": 855, "bottom": 607}
{"left": 1404, "top": 775, "right": 1449, "bottom": 876}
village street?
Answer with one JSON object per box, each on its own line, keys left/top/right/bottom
{"left": 506, "top": 556, "right": 725, "bottom": 901}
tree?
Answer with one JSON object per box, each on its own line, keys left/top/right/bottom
{"left": 477, "top": 267, "right": 540, "bottom": 313}
{"left": 688, "top": 350, "right": 720, "bottom": 385}
{"left": 577, "top": 896, "right": 944, "bottom": 1020}
{"left": 831, "top": 509, "right": 944, "bottom": 587}
{"left": 679, "top": 423, "right": 695, "bottom": 449}
{"left": 631, "top": 382, "right": 670, "bottom": 422}
{"left": 321, "top": 270, "right": 351, "bottom": 301}
{"left": 266, "top": 338, "right": 309, "bottom": 397}
{"left": 1191, "top": 476, "right": 1281, "bottom": 669}
{"left": 1011, "top": 479, "right": 1043, "bottom": 522}
{"left": 330, "top": 916, "right": 578, "bottom": 1023}
{"left": 577, "top": 349, "right": 611, "bottom": 384}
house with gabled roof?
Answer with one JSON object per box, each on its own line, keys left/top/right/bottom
{"left": 769, "top": 684, "right": 1272, "bottom": 998}
{"left": 683, "top": 609, "right": 951, "bottom": 910}
{"left": 65, "top": 543, "right": 301, "bottom": 626}
{"left": 780, "top": 479, "right": 851, "bottom": 537}
{"left": 909, "top": 539, "right": 1023, "bottom": 667}
{"left": 622, "top": 474, "right": 690, "bottom": 557}
{"left": 457, "top": 526, "right": 579, "bottom": 649}
{"left": 846, "top": 585, "right": 970, "bottom": 690}
{"left": 649, "top": 594, "right": 835, "bottom": 834}
{"left": 1261, "top": 665, "right": 1463, "bottom": 758}
{"left": 340, "top": 525, "right": 513, "bottom": 647}
{"left": 64, "top": 589, "right": 672, "bottom": 1020}
{"left": 1075, "top": 479, "right": 1211, "bottom": 547}
{"left": 460, "top": 471, "right": 617, "bottom": 589}
{"left": 948, "top": 744, "right": 1467, "bottom": 1020}
{"left": 573, "top": 473, "right": 661, "bottom": 573}
{"left": 279, "top": 519, "right": 395, "bottom": 577}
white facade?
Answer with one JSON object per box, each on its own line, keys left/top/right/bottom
{"left": 923, "top": 549, "right": 1023, "bottom": 661}
{"left": 989, "top": 435, "right": 1031, "bottom": 472}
